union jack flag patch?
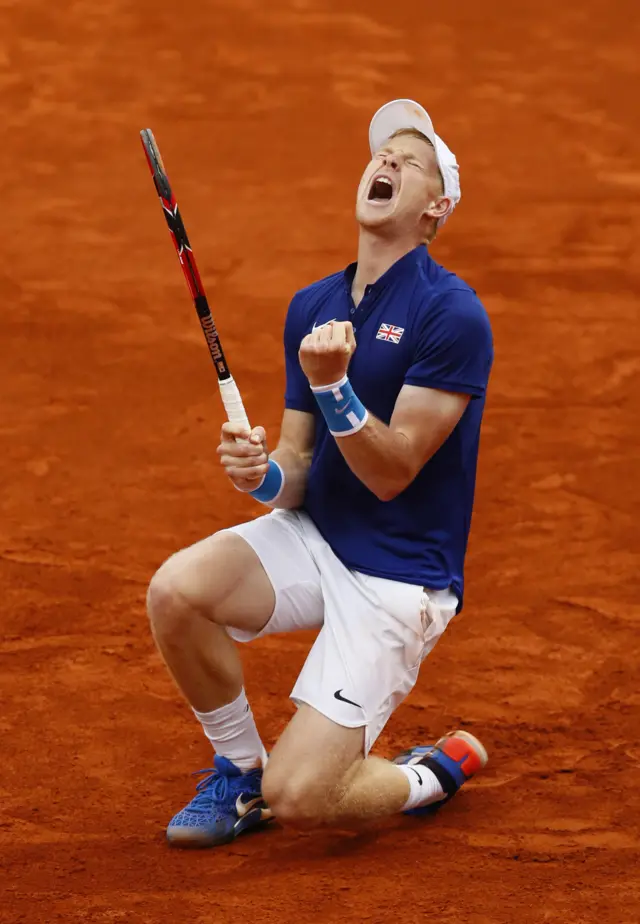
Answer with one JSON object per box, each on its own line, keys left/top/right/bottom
{"left": 376, "top": 322, "right": 405, "bottom": 344}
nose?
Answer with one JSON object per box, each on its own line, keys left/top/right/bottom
{"left": 381, "top": 154, "right": 399, "bottom": 170}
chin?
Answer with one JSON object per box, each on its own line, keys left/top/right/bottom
{"left": 356, "top": 200, "right": 397, "bottom": 231}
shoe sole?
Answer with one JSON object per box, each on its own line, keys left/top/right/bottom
{"left": 167, "top": 808, "right": 272, "bottom": 849}
{"left": 398, "top": 729, "right": 489, "bottom": 817}
{"left": 395, "top": 730, "right": 489, "bottom": 774}
{"left": 443, "top": 730, "right": 489, "bottom": 770}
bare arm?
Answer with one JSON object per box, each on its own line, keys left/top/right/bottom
{"left": 216, "top": 409, "right": 315, "bottom": 509}
{"left": 269, "top": 409, "right": 315, "bottom": 509}
{"left": 330, "top": 384, "right": 469, "bottom": 501}
{"left": 298, "top": 320, "right": 469, "bottom": 501}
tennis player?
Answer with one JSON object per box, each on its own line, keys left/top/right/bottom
{"left": 147, "top": 99, "right": 494, "bottom": 847}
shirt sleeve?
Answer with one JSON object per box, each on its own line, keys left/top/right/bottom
{"left": 404, "top": 289, "right": 494, "bottom": 398}
{"left": 284, "top": 294, "right": 316, "bottom": 413}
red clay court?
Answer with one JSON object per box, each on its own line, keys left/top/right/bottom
{"left": 1, "top": 0, "right": 639, "bottom": 921}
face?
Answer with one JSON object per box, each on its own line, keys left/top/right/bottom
{"left": 355, "top": 132, "right": 447, "bottom": 236}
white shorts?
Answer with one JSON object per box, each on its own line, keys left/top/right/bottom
{"left": 224, "top": 509, "right": 458, "bottom": 754}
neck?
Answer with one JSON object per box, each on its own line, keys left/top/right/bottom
{"left": 352, "top": 227, "right": 423, "bottom": 307}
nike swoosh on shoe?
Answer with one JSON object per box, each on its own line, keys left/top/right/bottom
{"left": 236, "top": 794, "right": 272, "bottom": 820}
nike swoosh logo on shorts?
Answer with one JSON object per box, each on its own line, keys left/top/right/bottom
{"left": 312, "top": 318, "right": 337, "bottom": 332}
{"left": 334, "top": 689, "right": 362, "bottom": 709}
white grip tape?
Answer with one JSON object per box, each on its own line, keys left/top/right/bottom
{"left": 218, "top": 376, "right": 250, "bottom": 430}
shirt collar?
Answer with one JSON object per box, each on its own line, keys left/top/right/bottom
{"left": 343, "top": 244, "right": 429, "bottom": 295}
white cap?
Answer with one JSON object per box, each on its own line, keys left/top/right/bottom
{"left": 368, "top": 98, "right": 461, "bottom": 227}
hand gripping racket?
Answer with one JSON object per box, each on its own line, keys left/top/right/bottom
{"left": 140, "top": 129, "right": 250, "bottom": 431}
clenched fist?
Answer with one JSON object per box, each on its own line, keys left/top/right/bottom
{"left": 299, "top": 321, "right": 357, "bottom": 388}
{"left": 217, "top": 422, "right": 269, "bottom": 492}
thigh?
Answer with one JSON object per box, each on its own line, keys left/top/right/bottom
{"left": 157, "top": 510, "right": 325, "bottom": 638}
{"left": 290, "top": 558, "right": 455, "bottom": 755}
{"left": 224, "top": 509, "right": 325, "bottom": 642}
{"left": 156, "top": 528, "right": 276, "bottom": 635}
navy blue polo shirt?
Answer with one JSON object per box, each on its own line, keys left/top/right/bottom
{"left": 283, "top": 244, "right": 493, "bottom": 609}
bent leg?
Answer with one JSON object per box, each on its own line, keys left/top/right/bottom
{"left": 262, "top": 704, "right": 411, "bottom": 827}
{"left": 150, "top": 511, "right": 329, "bottom": 847}
{"left": 147, "top": 530, "right": 276, "bottom": 712}
{"left": 263, "top": 705, "right": 486, "bottom": 829}
{"left": 262, "top": 523, "right": 482, "bottom": 829}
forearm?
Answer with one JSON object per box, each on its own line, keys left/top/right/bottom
{"left": 309, "top": 374, "right": 416, "bottom": 501}
{"left": 298, "top": 321, "right": 470, "bottom": 503}
{"left": 333, "top": 415, "right": 414, "bottom": 501}
{"left": 268, "top": 444, "right": 312, "bottom": 509}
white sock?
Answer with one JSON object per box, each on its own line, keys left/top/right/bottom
{"left": 193, "top": 689, "right": 267, "bottom": 772}
{"left": 398, "top": 762, "right": 446, "bottom": 811}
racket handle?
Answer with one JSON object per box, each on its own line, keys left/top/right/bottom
{"left": 218, "top": 376, "right": 251, "bottom": 431}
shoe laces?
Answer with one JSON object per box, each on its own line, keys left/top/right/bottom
{"left": 187, "top": 767, "right": 231, "bottom": 813}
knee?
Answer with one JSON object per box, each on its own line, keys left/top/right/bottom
{"left": 261, "top": 765, "right": 327, "bottom": 829}
{"left": 146, "top": 557, "right": 193, "bottom": 640}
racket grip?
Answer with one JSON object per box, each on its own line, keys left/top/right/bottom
{"left": 218, "top": 376, "right": 251, "bottom": 431}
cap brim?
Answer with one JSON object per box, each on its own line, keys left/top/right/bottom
{"left": 369, "top": 99, "right": 437, "bottom": 155}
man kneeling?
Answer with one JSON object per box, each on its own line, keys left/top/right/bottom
{"left": 147, "top": 99, "right": 493, "bottom": 847}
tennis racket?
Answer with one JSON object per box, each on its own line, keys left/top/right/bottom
{"left": 140, "top": 128, "right": 250, "bottom": 431}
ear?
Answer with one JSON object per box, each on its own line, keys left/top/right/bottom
{"left": 423, "top": 196, "right": 452, "bottom": 221}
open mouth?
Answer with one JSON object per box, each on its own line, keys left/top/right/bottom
{"left": 367, "top": 175, "right": 395, "bottom": 203}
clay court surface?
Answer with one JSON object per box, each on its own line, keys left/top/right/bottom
{"left": 1, "top": 0, "right": 639, "bottom": 920}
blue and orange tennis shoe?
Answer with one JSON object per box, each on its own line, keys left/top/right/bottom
{"left": 166, "top": 756, "right": 272, "bottom": 848}
{"left": 393, "top": 729, "right": 488, "bottom": 814}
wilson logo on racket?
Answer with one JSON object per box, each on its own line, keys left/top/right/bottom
{"left": 141, "top": 128, "right": 251, "bottom": 424}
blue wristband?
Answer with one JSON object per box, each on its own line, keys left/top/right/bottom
{"left": 249, "top": 458, "right": 285, "bottom": 504}
{"left": 311, "top": 375, "right": 369, "bottom": 437}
